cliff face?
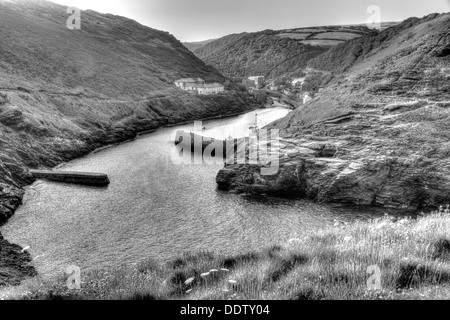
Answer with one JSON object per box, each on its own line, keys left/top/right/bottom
{"left": 217, "top": 13, "right": 450, "bottom": 210}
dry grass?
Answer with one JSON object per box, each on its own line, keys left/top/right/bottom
{"left": 3, "top": 209, "right": 450, "bottom": 300}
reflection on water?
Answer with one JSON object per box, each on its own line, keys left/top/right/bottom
{"left": 1, "top": 108, "right": 404, "bottom": 278}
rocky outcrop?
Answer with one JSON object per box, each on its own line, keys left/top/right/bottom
{"left": 217, "top": 128, "right": 450, "bottom": 209}
{"left": 217, "top": 13, "right": 450, "bottom": 210}
{"left": 0, "top": 233, "right": 37, "bottom": 287}
{"left": 0, "top": 107, "right": 23, "bottom": 126}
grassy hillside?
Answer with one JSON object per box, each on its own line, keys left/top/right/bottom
{"left": 189, "top": 25, "right": 377, "bottom": 80}
{"left": 0, "top": 0, "right": 227, "bottom": 96}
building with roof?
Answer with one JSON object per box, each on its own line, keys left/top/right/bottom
{"left": 303, "top": 92, "right": 313, "bottom": 104}
{"left": 248, "top": 76, "right": 265, "bottom": 89}
{"left": 196, "top": 83, "right": 225, "bottom": 95}
{"left": 174, "top": 78, "right": 224, "bottom": 95}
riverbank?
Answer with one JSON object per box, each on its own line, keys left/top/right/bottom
{"left": 2, "top": 209, "right": 449, "bottom": 300}
{"left": 0, "top": 90, "right": 261, "bottom": 287}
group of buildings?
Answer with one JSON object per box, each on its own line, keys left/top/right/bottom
{"left": 174, "top": 78, "right": 225, "bottom": 95}
{"left": 174, "top": 75, "right": 314, "bottom": 105}
{"left": 245, "top": 75, "right": 314, "bottom": 105}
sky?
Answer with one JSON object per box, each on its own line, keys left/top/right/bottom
{"left": 51, "top": 0, "right": 450, "bottom": 42}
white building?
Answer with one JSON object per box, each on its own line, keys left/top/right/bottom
{"left": 174, "top": 78, "right": 224, "bottom": 95}
{"left": 174, "top": 78, "right": 205, "bottom": 90}
{"left": 303, "top": 93, "right": 312, "bottom": 104}
{"left": 248, "top": 76, "right": 265, "bottom": 88}
{"left": 292, "top": 78, "right": 305, "bottom": 86}
{"left": 196, "top": 83, "right": 225, "bottom": 95}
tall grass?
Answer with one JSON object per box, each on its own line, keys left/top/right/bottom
{"left": 2, "top": 210, "right": 450, "bottom": 300}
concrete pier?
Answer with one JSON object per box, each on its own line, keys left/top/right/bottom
{"left": 30, "top": 170, "right": 110, "bottom": 187}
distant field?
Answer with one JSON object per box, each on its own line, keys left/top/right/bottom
{"left": 300, "top": 39, "right": 345, "bottom": 47}
{"left": 274, "top": 25, "right": 376, "bottom": 47}
{"left": 276, "top": 33, "right": 310, "bottom": 40}
{"left": 186, "top": 23, "right": 401, "bottom": 52}
{"left": 311, "top": 32, "right": 362, "bottom": 40}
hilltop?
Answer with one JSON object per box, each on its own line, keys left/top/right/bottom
{"left": 183, "top": 38, "right": 218, "bottom": 52}
{"left": 0, "top": 0, "right": 258, "bottom": 285}
{"left": 217, "top": 13, "right": 450, "bottom": 210}
{"left": 187, "top": 25, "right": 379, "bottom": 80}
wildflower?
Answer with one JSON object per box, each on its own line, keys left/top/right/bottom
{"left": 228, "top": 280, "right": 237, "bottom": 284}
{"left": 220, "top": 268, "right": 229, "bottom": 272}
{"left": 376, "top": 222, "right": 387, "bottom": 230}
{"left": 209, "top": 269, "right": 218, "bottom": 273}
{"left": 184, "top": 277, "right": 195, "bottom": 285}
{"left": 344, "top": 236, "right": 353, "bottom": 242}
{"left": 201, "top": 272, "right": 210, "bottom": 277}
{"left": 186, "top": 289, "right": 192, "bottom": 294}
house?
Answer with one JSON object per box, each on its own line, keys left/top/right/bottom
{"left": 248, "top": 76, "right": 265, "bottom": 89}
{"left": 174, "top": 78, "right": 205, "bottom": 90}
{"left": 303, "top": 92, "right": 313, "bottom": 104}
{"left": 291, "top": 78, "right": 305, "bottom": 86}
{"left": 243, "top": 79, "right": 256, "bottom": 90}
{"left": 196, "top": 83, "right": 225, "bottom": 95}
{"left": 174, "top": 78, "right": 224, "bottom": 95}
{"left": 269, "top": 85, "right": 279, "bottom": 91}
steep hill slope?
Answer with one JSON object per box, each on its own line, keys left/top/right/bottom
{"left": 192, "top": 31, "right": 327, "bottom": 80}
{"left": 190, "top": 26, "right": 377, "bottom": 80}
{"left": 0, "top": 0, "right": 225, "bottom": 96}
{"left": 217, "top": 13, "right": 450, "bottom": 210}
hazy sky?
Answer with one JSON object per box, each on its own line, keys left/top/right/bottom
{"left": 51, "top": 0, "right": 450, "bottom": 42}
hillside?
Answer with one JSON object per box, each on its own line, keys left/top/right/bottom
{"left": 217, "top": 13, "right": 450, "bottom": 210}
{"left": 0, "top": 0, "right": 258, "bottom": 285}
{"left": 190, "top": 25, "right": 377, "bottom": 80}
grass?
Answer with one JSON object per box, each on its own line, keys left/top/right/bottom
{"left": 2, "top": 209, "right": 450, "bottom": 300}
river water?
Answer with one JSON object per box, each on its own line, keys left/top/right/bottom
{"left": 1, "top": 107, "right": 395, "bottom": 278}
